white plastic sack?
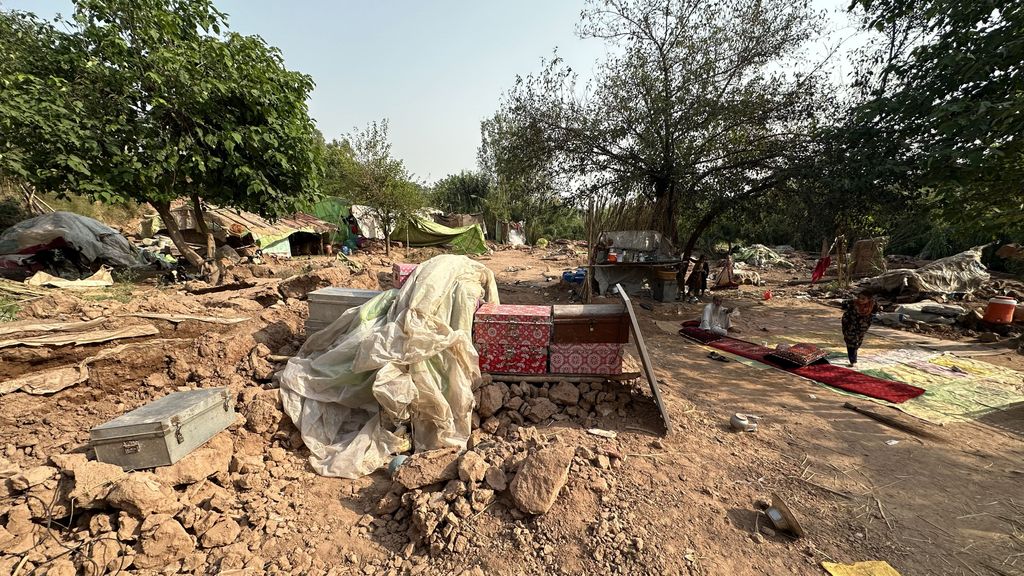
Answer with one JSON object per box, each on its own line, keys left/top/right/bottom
{"left": 278, "top": 255, "right": 499, "bottom": 478}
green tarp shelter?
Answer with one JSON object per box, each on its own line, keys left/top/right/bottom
{"left": 393, "top": 215, "right": 487, "bottom": 255}
{"left": 307, "top": 197, "right": 351, "bottom": 244}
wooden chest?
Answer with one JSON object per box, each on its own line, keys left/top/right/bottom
{"left": 90, "top": 388, "right": 235, "bottom": 470}
{"left": 552, "top": 304, "right": 630, "bottom": 344}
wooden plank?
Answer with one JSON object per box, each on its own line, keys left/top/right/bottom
{"left": 616, "top": 283, "right": 672, "bottom": 434}
{"left": 486, "top": 372, "right": 641, "bottom": 384}
{"left": 843, "top": 402, "right": 943, "bottom": 441}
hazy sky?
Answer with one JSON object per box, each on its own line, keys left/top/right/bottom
{"left": 5, "top": 0, "right": 859, "bottom": 182}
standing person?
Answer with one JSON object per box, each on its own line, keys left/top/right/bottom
{"left": 683, "top": 255, "right": 709, "bottom": 300}
{"left": 841, "top": 292, "right": 880, "bottom": 367}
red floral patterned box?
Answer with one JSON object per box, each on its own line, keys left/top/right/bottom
{"left": 393, "top": 263, "right": 418, "bottom": 288}
{"left": 473, "top": 304, "right": 552, "bottom": 347}
{"left": 549, "top": 343, "right": 624, "bottom": 375}
{"left": 477, "top": 344, "right": 548, "bottom": 375}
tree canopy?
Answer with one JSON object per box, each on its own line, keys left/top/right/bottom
{"left": 486, "top": 0, "right": 829, "bottom": 269}
{"left": 0, "top": 0, "right": 322, "bottom": 266}
{"left": 340, "top": 120, "right": 424, "bottom": 256}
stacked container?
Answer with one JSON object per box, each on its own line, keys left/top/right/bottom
{"left": 393, "top": 263, "right": 418, "bottom": 288}
{"left": 473, "top": 304, "right": 552, "bottom": 374}
{"left": 305, "top": 287, "right": 381, "bottom": 334}
{"left": 549, "top": 304, "right": 630, "bottom": 375}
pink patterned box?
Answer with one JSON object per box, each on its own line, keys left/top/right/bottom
{"left": 477, "top": 344, "right": 548, "bottom": 375}
{"left": 549, "top": 343, "right": 624, "bottom": 375}
{"left": 393, "top": 263, "right": 418, "bottom": 288}
{"left": 473, "top": 304, "right": 552, "bottom": 347}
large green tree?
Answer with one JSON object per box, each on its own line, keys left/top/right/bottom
{"left": 489, "top": 0, "right": 828, "bottom": 274}
{"left": 0, "top": 0, "right": 322, "bottom": 266}
{"left": 848, "top": 0, "right": 1024, "bottom": 240}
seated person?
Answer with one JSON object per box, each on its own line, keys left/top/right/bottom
{"left": 699, "top": 295, "right": 738, "bottom": 336}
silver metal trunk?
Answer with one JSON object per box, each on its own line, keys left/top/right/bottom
{"left": 90, "top": 387, "right": 235, "bottom": 470}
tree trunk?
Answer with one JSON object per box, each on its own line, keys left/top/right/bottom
{"left": 678, "top": 208, "right": 723, "bottom": 289}
{"left": 191, "top": 196, "right": 215, "bottom": 259}
{"left": 190, "top": 194, "right": 216, "bottom": 259}
{"left": 384, "top": 224, "right": 391, "bottom": 257}
{"left": 153, "top": 200, "right": 205, "bottom": 268}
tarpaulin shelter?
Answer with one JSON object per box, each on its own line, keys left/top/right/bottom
{"left": 0, "top": 211, "right": 146, "bottom": 277}
{"left": 392, "top": 215, "right": 487, "bottom": 255}
{"left": 307, "top": 197, "right": 351, "bottom": 244}
{"left": 859, "top": 247, "right": 990, "bottom": 300}
{"left": 278, "top": 255, "right": 499, "bottom": 478}
{"left": 144, "top": 205, "right": 337, "bottom": 257}
{"left": 434, "top": 212, "right": 488, "bottom": 238}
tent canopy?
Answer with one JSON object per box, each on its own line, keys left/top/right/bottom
{"left": 393, "top": 215, "right": 487, "bottom": 255}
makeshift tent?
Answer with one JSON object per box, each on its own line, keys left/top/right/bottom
{"left": 859, "top": 247, "right": 990, "bottom": 300}
{"left": 144, "top": 205, "right": 337, "bottom": 257}
{"left": 392, "top": 215, "right": 487, "bottom": 254}
{"left": 435, "top": 213, "right": 488, "bottom": 238}
{"left": 278, "top": 255, "right": 499, "bottom": 478}
{"left": 307, "top": 197, "right": 351, "bottom": 244}
{"left": 0, "top": 212, "right": 146, "bottom": 276}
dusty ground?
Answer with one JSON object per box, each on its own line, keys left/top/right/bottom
{"left": 1, "top": 246, "right": 1022, "bottom": 576}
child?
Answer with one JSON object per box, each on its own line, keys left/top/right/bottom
{"left": 841, "top": 292, "right": 880, "bottom": 367}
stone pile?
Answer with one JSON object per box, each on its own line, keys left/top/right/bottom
{"left": 386, "top": 426, "right": 581, "bottom": 557}
{"left": 472, "top": 379, "right": 636, "bottom": 436}
{"left": 0, "top": 429, "right": 317, "bottom": 575}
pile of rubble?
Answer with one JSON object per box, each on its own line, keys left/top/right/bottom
{"left": 471, "top": 379, "right": 638, "bottom": 435}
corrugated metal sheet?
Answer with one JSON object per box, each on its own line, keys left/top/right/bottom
{"left": 163, "top": 205, "right": 336, "bottom": 247}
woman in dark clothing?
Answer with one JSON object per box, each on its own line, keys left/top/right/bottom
{"left": 841, "top": 292, "right": 880, "bottom": 367}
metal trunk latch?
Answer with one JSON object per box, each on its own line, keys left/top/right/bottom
{"left": 122, "top": 440, "right": 140, "bottom": 454}
{"left": 222, "top": 391, "right": 230, "bottom": 412}
{"left": 171, "top": 416, "right": 184, "bottom": 444}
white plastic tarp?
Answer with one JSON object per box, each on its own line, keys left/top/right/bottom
{"left": 278, "top": 255, "right": 499, "bottom": 478}
{"left": 860, "top": 247, "right": 990, "bottom": 298}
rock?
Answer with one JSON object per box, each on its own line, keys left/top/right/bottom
{"left": 508, "top": 445, "right": 574, "bottom": 514}
{"left": 68, "top": 460, "right": 127, "bottom": 508}
{"left": 375, "top": 487, "right": 404, "bottom": 515}
{"left": 394, "top": 447, "right": 462, "bottom": 490}
{"left": 230, "top": 453, "right": 265, "bottom": 475}
{"left": 117, "top": 511, "right": 141, "bottom": 541}
{"left": 105, "top": 473, "right": 182, "bottom": 517}
{"left": 88, "top": 513, "right": 115, "bottom": 536}
{"left": 526, "top": 398, "right": 558, "bottom": 423}
{"left": 548, "top": 382, "right": 580, "bottom": 405}
{"left": 42, "top": 558, "right": 76, "bottom": 576}
{"left": 0, "top": 458, "right": 19, "bottom": 479}
{"left": 133, "top": 514, "right": 195, "bottom": 569}
{"left": 239, "top": 387, "right": 284, "bottom": 436}
{"left": 979, "top": 332, "right": 1000, "bottom": 343}
{"left": 506, "top": 396, "right": 524, "bottom": 412}
{"left": 481, "top": 417, "right": 500, "bottom": 434}
{"left": 50, "top": 453, "right": 88, "bottom": 473}
{"left": 458, "top": 451, "right": 489, "bottom": 484}
{"left": 593, "top": 454, "right": 611, "bottom": 469}
{"left": 590, "top": 477, "right": 610, "bottom": 493}
{"left": 451, "top": 498, "right": 472, "bottom": 518}
{"left": 477, "top": 385, "right": 504, "bottom": 418}
{"left": 10, "top": 466, "right": 58, "bottom": 491}
{"left": 154, "top": 433, "right": 232, "bottom": 486}
{"left": 484, "top": 467, "right": 507, "bottom": 491}
{"left": 199, "top": 516, "right": 241, "bottom": 548}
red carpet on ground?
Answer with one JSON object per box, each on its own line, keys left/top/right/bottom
{"left": 678, "top": 326, "right": 926, "bottom": 404}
